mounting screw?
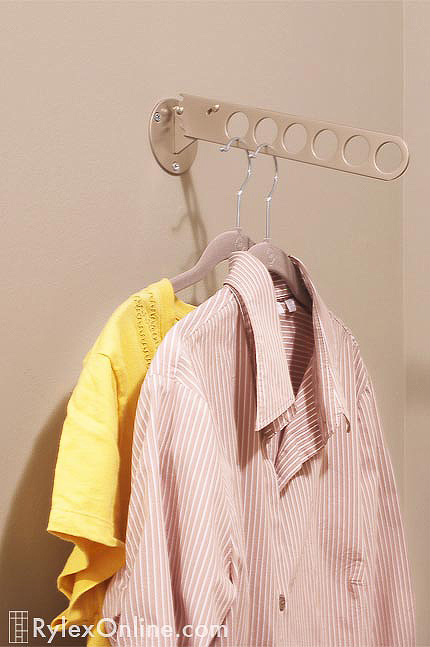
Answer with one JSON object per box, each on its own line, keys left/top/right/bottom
{"left": 207, "top": 104, "right": 220, "bottom": 115}
{"left": 153, "top": 112, "right": 161, "bottom": 122}
{"left": 172, "top": 162, "right": 180, "bottom": 172}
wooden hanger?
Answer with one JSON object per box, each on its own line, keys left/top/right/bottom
{"left": 170, "top": 138, "right": 254, "bottom": 293}
{"left": 247, "top": 144, "right": 312, "bottom": 311}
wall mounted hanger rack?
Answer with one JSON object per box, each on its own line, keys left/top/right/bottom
{"left": 148, "top": 94, "right": 409, "bottom": 180}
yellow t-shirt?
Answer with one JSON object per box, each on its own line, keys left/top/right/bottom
{"left": 47, "top": 279, "right": 195, "bottom": 645}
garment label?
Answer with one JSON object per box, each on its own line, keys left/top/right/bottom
{"left": 276, "top": 302, "right": 285, "bottom": 315}
{"left": 285, "top": 298, "right": 297, "bottom": 313}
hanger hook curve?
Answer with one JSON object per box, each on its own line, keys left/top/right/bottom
{"left": 250, "top": 143, "right": 279, "bottom": 240}
{"left": 220, "top": 137, "right": 253, "bottom": 229}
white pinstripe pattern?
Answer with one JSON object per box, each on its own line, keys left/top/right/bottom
{"left": 103, "top": 251, "right": 415, "bottom": 646}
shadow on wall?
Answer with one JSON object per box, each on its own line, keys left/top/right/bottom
{"left": 174, "top": 172, "right": 217, "bottom": 302}
{"left": 0, "top": 398, "right": 83, "bottom": 646}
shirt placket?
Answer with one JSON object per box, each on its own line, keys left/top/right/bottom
{"left": 262, "top": 426, "right": 290, "bottom": 645}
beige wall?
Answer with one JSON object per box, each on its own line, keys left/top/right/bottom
{"left": 0, "top": 1, "right": 427, "bottom": 645}
{"left": 404, "top": 3, "right": 430, "bottom": 646}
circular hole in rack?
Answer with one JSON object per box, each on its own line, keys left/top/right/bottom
{"left": 343, "top": 135, "right": 370, "bottom": 166}
{"left": 312, "top": 129, "right": 338, "bottom": 160}
{"left": 255, "top": 118, "right": 278, "bottom": 145}
{"left": 226, "top": 112, "right": 249, "bottom": 138}
{"left": 374, "top": 141, "right": 403, "bottom": 174}
{"left": 283, "top": 123, "right": 307, "bottom": 153}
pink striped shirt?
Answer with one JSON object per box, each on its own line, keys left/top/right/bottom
{"left": 103, "top": 251, "right": 415, "bottom": 647}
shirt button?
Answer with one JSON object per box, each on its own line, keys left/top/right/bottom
{"left": 279, "top": 594, "right": 286, "bottom": 611}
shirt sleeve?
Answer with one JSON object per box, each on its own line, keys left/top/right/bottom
{"left": 357, "top": 374, "right": 416, "bottom": 647}
{"left": 103, "top": 373, "right": 236, "bottom": 647}
{"left": 48, "top": 351, "right": 121, "bottom": 543}
{"left": 47, "top": 350, "right": 124, "bottom": 630}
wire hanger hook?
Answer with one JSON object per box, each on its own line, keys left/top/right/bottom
{"left": 220, "top": 137, "right": 254, "bottom": 229}
{"left": 249, "top": 143, "right": 279, "bottom": 241}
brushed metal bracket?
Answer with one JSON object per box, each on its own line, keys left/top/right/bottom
{"left": 149, "top": 98, "right": 198, "bottom": 175}
{"left": 149, "top": 94, "right": 409, "bottom": 180}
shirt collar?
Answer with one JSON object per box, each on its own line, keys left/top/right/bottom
{"left": 223, "top": 251, "right": 351, "bottom": 440}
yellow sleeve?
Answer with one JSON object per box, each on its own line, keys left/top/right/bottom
{"left": 47, "top": 351, "right": 124, "bottom": 633}
{"left": 48, "top": 351, "right": 121, "bottom": 545}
